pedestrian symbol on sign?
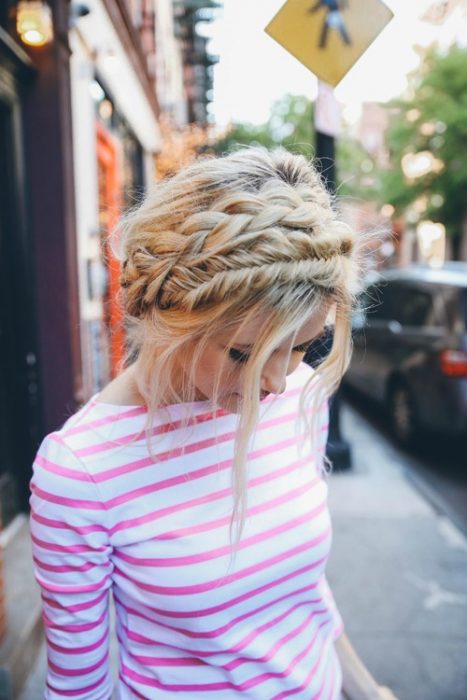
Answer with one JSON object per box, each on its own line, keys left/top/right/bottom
{"left": 308, "top": 0, "right": 352, "bottom": 49}
{"left": 265, "top": 0, "right": 393, "bottom": 87}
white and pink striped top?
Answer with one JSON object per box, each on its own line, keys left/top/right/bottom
{"left": 30, "top": 363, "right": 343, "bottom": 700}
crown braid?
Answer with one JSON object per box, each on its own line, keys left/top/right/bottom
{"left": 119, "top": 149, "right": 356, "bottom": 318}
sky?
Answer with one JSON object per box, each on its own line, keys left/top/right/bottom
{"left": 208, "top": 0, "right": 459, "bottom": 127}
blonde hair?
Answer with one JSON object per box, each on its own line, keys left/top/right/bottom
{"left": 118, "top": 147, "right": 363, "bottom": 545}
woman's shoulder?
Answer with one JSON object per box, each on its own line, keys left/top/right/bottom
{"left": 94, "top": 365, "right": 145, "bottom": 407}
{"left": 33, "top": 388, "right": 147, "bottom": 473}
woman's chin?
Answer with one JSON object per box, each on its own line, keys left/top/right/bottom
{"left": 217, "top": 392, "right": 243, "bottom": 414}
{"left": 217, "top": 391, "right": 271, "bottom": 414}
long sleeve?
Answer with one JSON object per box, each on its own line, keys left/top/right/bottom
{"left": 29, "top": 434, "right": 114, "bottom": 699}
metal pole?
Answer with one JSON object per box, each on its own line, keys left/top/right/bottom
{"left": 314, "top": 124, "right": 352, "bottom": 471}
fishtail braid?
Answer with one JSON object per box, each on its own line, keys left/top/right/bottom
{"left": 120, "top": 160, "right": 356, "bottom": 316}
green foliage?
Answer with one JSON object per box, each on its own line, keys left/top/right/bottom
{"left": 336, "top": 136, "right": 378, "bottom": 201}
{"left": 378, "top": 44, "right": 467, "bottom": 243}
{"left": 212, "top": 94, "right": 314, "bottom": 156}
{"left": 211, "top": 94, "right": 373, "bottom": 201}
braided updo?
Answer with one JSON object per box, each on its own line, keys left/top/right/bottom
{"left": 119, "top": 148, "right": 358, "bottom": 319}
{"left": 116, "top": 147, "right": 364, "bottom": 546}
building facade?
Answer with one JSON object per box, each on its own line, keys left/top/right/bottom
{"left": 69, "top": 0, "right": 162, "bottom": 396}
{"left": 0, "top": 0, "right": 221, "bottom": 525}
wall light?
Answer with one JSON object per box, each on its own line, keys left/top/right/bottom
{"left": 16, "top": 1, "right": 53, "bottom": 47}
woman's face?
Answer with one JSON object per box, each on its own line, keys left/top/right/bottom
{"left": 179, "top": 303, "right": 332, "bottom": 413}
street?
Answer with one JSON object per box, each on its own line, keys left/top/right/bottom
{"left": 342, "top": 386, "right": 467, "bottom": 537}
{"left": 327, "top": 394, "right": 467, "bottom": 700}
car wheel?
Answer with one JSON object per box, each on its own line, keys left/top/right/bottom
{"left": 388, "top": 381, "right": 418, "bottom": 446}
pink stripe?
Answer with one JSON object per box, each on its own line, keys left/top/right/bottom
{"left": 32, "top": 428, "right": 307, "bottom": 515}
{"left": 31, "top": 427, "right": 316, "bottom": 518}
{"left": 43, "top": 607, "right": 107, "bottom": 633}
{"left": 109, "top": 448, "right": 313, "bottom": 535}
{"left": 30, "top": 464, "right": 316, "bottom": 541}
{"left": 48, "top": 649, "right": 109, "bottom": 677}
{"left": 114, "top": 558, "right": 323, "bottom": 623}
{"left": 113, "top": 499, "right": 327, "bottom": 567}
{"left": 33, "top": 555, "right": 97, "bottom": 574}
{"left": 270, "top": 626, "right": 331, "bottom": 700}
{"left": 60, "top": 399, "right": 98, "bottom": 435}
{"left": 263, "top": 622, "right": 329, "bottom": 697}
{"left": 30, "top": 483, "right": 106, "bottom": 510}
{"left": 120, "top": 619, "right": 330, "bottom": 691}
{"left": 63, "top": 404, "right": 148, "bottom": 436}
{"left": 46, "top": 670, "right": 109, "bottom": 697}
{"left": 74, "top": 405, "right": 300, "bottom": 477}
{"left": 46, "top": 627, "right": 109, "bottom": 655}
{"left": 224, "top": 605, "right": 327, "bottom": 672}
{"left": 122, "top": 580, "right": 319, "bottom": 640}
{"left": 125, "top": 601, "right": 327, "bottom": 661}
{"left": 156, "top": 474, "right": 320, "bottom": 541}
{"left": 31, "top": 532, "right": 108, "bottom": 554}
{"left": 42, "top": 588, "right": 108, "bottom": 613}
{"left": 65, "top": 400, "right": 95, "bottom": 429}
{"left": 35, "top": 453, "right": 92, "bottom": 482}
{"left": 36, "top": 572, "right": 110, "bottom": 595}
{"left": 65, "top": 383, "right": 304, "bottom": 440}
{"left": 69, "top": 407, "right": 226, "bottom": 455}
{"left": 30, "top": 510, "right": 108, "bottom": 535}
{"left": 114, "top": 534, "right": 330, "bottom": 595}
{"left": 119, "top": 673, "right": 147, "bottom": 700}
{"left": 117, "top": 636, "right": 203, "bottom": 666}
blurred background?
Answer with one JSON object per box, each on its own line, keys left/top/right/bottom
{"left": 1, "top": 1, "right": 467, "bottom": 697}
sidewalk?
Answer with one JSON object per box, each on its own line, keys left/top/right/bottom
{"left": 327, "top": 402, "right": 467, "bottom": 700}
{"left": 16, "top": 401, "right": 467, "bottom": 699}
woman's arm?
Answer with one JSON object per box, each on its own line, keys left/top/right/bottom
{"left": 30, "top": 436, "right": 114, "bottom": 700}
{"left": 335, "top": 632, "right": 398, "bottom": 700}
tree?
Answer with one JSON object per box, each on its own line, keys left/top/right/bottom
{"left": 378, "top": 44, "right": 467, "bottom": 258}
{"left": 211, "top": 94, "right": 374, "bottom": 201}
{"left": 155, "top": 114, "right": 211, "bottom": 181}
{"left": 212, "top": 94, "right": 314, "bottom": 155}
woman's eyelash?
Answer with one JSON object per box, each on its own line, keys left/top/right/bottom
{"left": 292, "top": 342, "right": 312, "bottom": 354}
{"left": 229, "top": 348, "right": 250, "bottom": 364}
{"left": 229, "top": 342, "right": 311, "bottom": 364}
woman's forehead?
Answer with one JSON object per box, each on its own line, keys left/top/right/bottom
{"left": 215, "top": 303, "right": 332, "bottom": 347}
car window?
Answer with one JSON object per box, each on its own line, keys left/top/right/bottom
{"left": 361, "top": 282, "right": 399, "bottom": 322}
{"left": 445, "top": 288, "right": 467, "bottom": 333}
{"left": 461, "top": 290, "right": 467, "bottom": 325}
{"left": 391, "top": 287, "right": 434, "bottom": 327}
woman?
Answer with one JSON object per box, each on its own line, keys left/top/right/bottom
{"left": 30, "top": 148, "right": 397, "bottom": 699}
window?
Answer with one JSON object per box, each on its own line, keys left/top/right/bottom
{"left": 394, "top": 287, "right": 434, "bottom": 327}
{"left": 360, "top": 283, "right": 399, "bottom": 322}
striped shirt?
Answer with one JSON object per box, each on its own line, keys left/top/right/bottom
{"left": 30, "top": 363, "right": 343, "bottom": 699}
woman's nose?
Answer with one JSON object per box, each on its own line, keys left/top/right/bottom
{"left": 260, "top": 354, "right": 288, "bottom": 395}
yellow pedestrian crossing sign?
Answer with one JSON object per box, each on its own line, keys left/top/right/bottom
{"left": 265, "top": 0, "right": 394, "bottom": 87}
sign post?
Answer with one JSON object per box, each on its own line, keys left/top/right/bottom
{"left": 265, "top": 0, "right": 393, "bottom": 469}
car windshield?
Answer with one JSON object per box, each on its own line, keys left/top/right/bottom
{"left": 461, "top": 289, "right": 467, "bottom": 325}
{"left": 443, "top": 287, "right": 467, "bottom": 333}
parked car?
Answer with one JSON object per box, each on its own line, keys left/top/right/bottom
{"left": 344, "top": 262, "right": 467, "bottom": 444}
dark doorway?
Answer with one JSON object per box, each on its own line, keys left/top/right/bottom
{"left": 0, "top": 63, "right": 41, "bottom": 519}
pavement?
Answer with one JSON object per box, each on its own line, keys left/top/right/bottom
{"left": 0, "top": 515, "right": 43, "bottom": 700}
{"left": 10, "top": 401, "right": 467, "bottom": 700}
{"left": 327, "top": 402, "right": 467, "bottom": 700}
